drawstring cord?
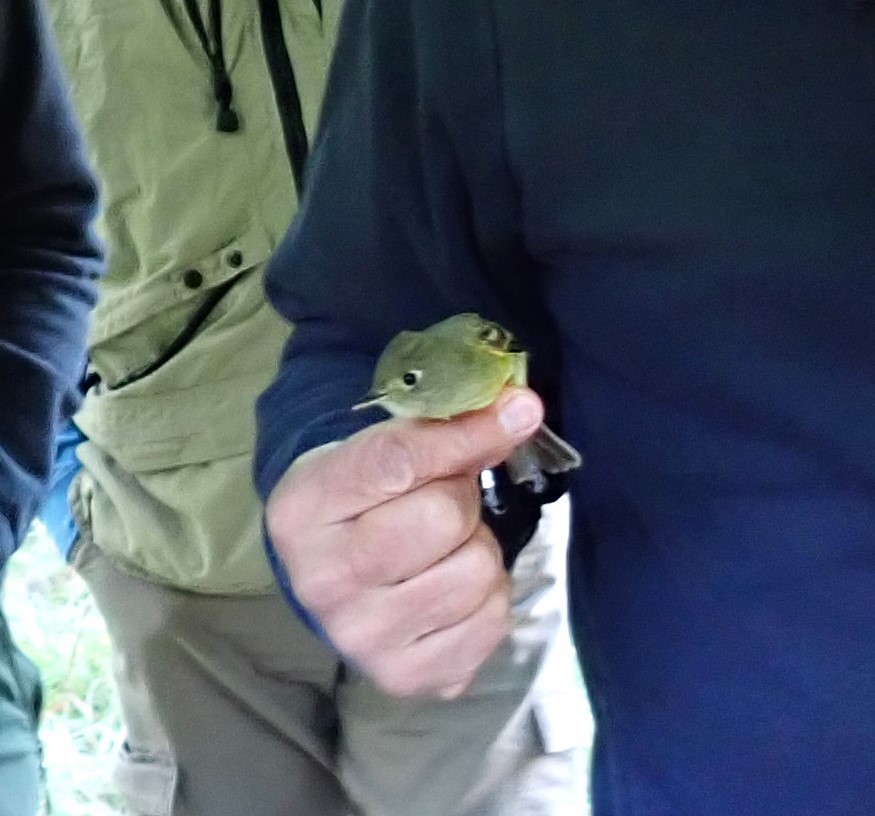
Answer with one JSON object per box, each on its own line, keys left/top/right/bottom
{"left": 182, "top": 0, "right": 240, "bottom": 132}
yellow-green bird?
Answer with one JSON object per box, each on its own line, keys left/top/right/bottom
{"left": 354, "top": 313, "right": 581, "bottom": 490}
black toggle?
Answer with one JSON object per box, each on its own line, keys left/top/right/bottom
{"left": 216, "top": 105, "right": 240, "bottom": 133}
{"left": 183, "top": 0, "right": 241, "bottom": 134}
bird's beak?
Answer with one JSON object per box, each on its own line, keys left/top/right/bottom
{"left": 507, "top": 338, "right": 524, "bottom": 353}
{"left": 352, "top": 391, "right": 388, "bottom": 411}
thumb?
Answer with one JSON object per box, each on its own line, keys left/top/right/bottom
{"left": 276, "top": 387, "right": 544, "bottom": 525}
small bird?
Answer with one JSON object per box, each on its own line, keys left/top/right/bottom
{"left": 354, "top": 313, "right": 581, "bottom": 491}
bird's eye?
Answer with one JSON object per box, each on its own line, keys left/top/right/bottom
{"left": 402, "top": 370, "right": 420, "bottom": 387}
{"left": 479, "top": 324, "right": 506, "bottom": 346}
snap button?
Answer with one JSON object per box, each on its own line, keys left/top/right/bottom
{"left": 226, "top": 250, "right": 244, "bottom": 268}
{"left": 183, "top": 269, "right": 204, "bottom": 289}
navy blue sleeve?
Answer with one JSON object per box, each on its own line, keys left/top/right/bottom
{"left": 255, "top": 0, "right": 453, "bottom": 501}
{"left": 256, "top": 0, "right": 556, "bottom": 495}
{"left": 0, "top": 0, "right": 102, "bottom": 566}
{"left": 256, "top": 0, "right": 564, "bottom": 614}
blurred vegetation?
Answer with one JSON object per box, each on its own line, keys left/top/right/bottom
{"left": 4, "top": 523, "right": 131, "bottom": 816}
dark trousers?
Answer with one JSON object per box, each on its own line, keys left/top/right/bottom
{"left": 0, "top": 570, "right": 42, "bottom": 816}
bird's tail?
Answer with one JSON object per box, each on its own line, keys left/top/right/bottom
{"left": 505, "top": 423, "right": 582, "bottom": 492}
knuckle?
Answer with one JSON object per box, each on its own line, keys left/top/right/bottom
{"left": 482, "top": 589, "right": 512, "bottom": 635}
{"left": 429, "top": 477, "right": 481, "bottom": 538}
{"left": 468, "top": 540, "right": 496, "bottom": 579}
{"left": 330, "top": 615, "right": 383, "bottom": 661}
{"left": 440, "top": 679, "right": 474, "bottom": 700}
{"left": 371, "top": 659, "right": 420, "bottom": 699}
{"left": 292, "top": 559, "right": 353, "bottom": 613}
{"left": 346, "top": 525, "right": 394, "bottom": 585}
{"left": 415, "top": 538, "right": 506, "bottom": 633}
{"left": 326, "top": 615, "right": 358, "bottom": 657}
{"left": 466, "top": 534, "right": 504, "bottom": 583}
{"left": 444, "top": 674, "right": 476, "bottom": 698}
{"left": 419, "top": 489, "right": 466, "bottom": 543}
{"left": 417, "top": 577, "right": 464, "bottom": 633}
{"left": 457, "top": 627, "right": 506, "bottom": 680}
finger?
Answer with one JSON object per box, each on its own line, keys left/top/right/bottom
{"left": 391, "top": 524, "right": 506, "bottom": 640}
{"left": 346, "top": 475, "right": 482, "bottom": 584}
{"left": 327, "top": 523, "right": 505, "bottom": 656}
{"left": 368, "top": 589, "right": 511, "bottom": 698}
{"left": 282, "top": 475, "right": 482, "bottom": 610}
{"left": 275, "top": 387, "right": 544, "bottom": 526}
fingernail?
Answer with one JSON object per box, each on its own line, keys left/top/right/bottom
{"left": 498, "top": 395, "right": 540, "bottom": 436}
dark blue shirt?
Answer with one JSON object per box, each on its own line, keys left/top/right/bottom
{"left": 0, "top": 0, "right": 101, "bottom": 566}
{"left": 258, "top": 2, "right": 875, "bottom": 813}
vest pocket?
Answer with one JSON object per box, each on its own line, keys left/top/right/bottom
{"left": 112, "top": 741, "right": 178, "bottom": 816}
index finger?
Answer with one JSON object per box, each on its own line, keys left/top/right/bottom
{"left": 279, "top": 387, "right": 544, "bottom": 525}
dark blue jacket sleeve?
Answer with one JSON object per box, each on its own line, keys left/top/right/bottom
{"left": 256, "top": 0, "right": 555, "bottom": 494}
{"left": 255, "top": 0, "right": 454, "bottom": 501}
{"left": 256, "top": 0, "right": 562, "bottom": 614}
{"left": 0, "top": 0, "right": 102, "bottom": 566}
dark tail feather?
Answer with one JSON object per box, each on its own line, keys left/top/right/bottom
{"left": 530, "top": 423, "right": 583, "bottom": 473}
{"left": 505, "top": 423, "right": 582, "bottom": 491}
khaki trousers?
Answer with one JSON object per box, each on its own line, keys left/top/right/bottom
{"left": 72, "top": 499, "right": 589, "bottom": 816}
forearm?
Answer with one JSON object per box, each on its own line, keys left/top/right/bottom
{"left": 0, "top": 0, "right": 102, "bottom": 562}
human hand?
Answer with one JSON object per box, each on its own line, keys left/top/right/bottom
{"left": 265, "top": 387, "right": 544, "bottom": 698}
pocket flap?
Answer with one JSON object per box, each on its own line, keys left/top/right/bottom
{"left": 91, "top": 225, "right": 274, "bottom": 346}
{"left": 113, "top": 743, "right": 178, "bottom": 816}
{"left": 75, "top": 371, "right": 270, "bottom": 472}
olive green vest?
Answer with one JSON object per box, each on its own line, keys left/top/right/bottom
{"left": 47, "top": 0, "right": 342, "bottom": 592}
